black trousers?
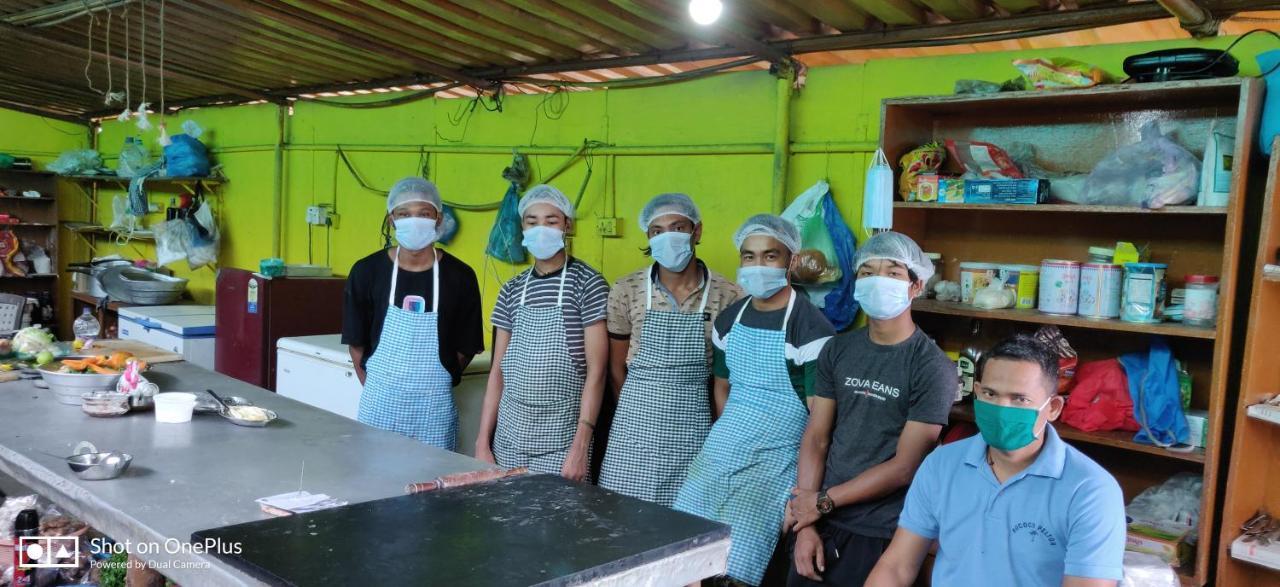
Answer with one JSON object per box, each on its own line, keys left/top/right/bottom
{"left": 780, "top": 522, "right": 890, "bottom": 587}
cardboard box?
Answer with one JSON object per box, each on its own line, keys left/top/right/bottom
{"left": 963, "top": 179, "right": 1050, "bottom": 205}
{"left": 913, "top": 174, "right": 939, "bottom": 202}
{"left": 939, "top": 178, "right": 965, "bottom": 203}
{"left": 1184, "top": 409, "right": 1208, "bottom": 449}
{"left": 1126, "top": 531, "right": 1191, "bottom": 567}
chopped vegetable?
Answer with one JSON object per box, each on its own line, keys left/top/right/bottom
{"left": 56, "top": 352, "right": 136, "bottom": 375}
{"left": 12, "top": 326, "right": 55, "bottom": 355}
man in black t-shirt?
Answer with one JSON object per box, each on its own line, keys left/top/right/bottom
{"left": 784, "top": 232, "right": 956, "bottom": 586}
{"left": 340, "top": 177, "right": 483, "bottom": 451}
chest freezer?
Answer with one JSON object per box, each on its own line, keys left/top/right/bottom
{"left": 276, "top": 334, "right": 491, "bottom": 456}
{"left": 118, "top": 305, "right": 216, "bottom": 370}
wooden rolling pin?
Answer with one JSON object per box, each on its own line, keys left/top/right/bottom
{"left": 405, "top": 467, "right": 528, "bottom": 494}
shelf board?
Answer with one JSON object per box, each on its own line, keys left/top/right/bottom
{"left": 0, "top": 274, "right": 56, "bottom": 279}
{"left": 894, "top": 202, "right": 1228, "bottom": 215}
{"left": 1230, "top": 534, "right": 1280, "bottom": 575}
{"left": 62, "top": 223, "right": 155, "bottom": 242}
{"left": 1245, "top": 404, "right": 1280, "bottom": 426}
{"left": 913, "top": 299, "right": 1217, "bottom": 340}
{"left": 0, "top": 169, "right": 53, "bottom": 177}
{"left": 951, "top": 403, "right": 1206, "bottom": 464}
{"left": 1263, "top": 272, "right": 1280, "bottom": 283}
{"left": 61, "top": 174, "right": 223, "bottom": 186}
{"left": 5, "top": 222, "right": 55, "bottom": 228}
{"left": 0, "top": 195, "right": 53, "bottom": 202}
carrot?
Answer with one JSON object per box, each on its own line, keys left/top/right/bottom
{"left": 60, "top": 359, "right": 89, "bottom": 370}
{"left": 106, "top": 352, "right": 132, "bottom": 370}
{"left": 87, "top": 364, "right": 118, "bottom": 375}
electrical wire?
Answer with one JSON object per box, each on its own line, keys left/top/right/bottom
{"left": 507, "top": 56, "right": 762, "bottom": 90}
{"left": 334, "top": 146, "right": 505, "bottom": 211}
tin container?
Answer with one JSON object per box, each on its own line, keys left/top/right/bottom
{"left": 1121, "top": 263, "right": 1168, "bottom": 323}
{"left": 1038, "top": 260, "right": 1081, "bottom": 315}
{"left": 959, "top": 262, "right": 999, "bottom": 305}
{"left": 1077, "top": 263, "right": 1124, "bottom": 319}
{"left": 999, "top": 264, "right": 1041, "bottom": 309}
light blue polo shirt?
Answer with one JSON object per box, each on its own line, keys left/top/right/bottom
{"left": 898, "top": 425, "right": 1126, "bottom": 585}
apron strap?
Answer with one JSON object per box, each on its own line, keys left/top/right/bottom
{"left": 645, "top": 264, "right": 655, "bottom": 312}
{"left": 696, "top": 265, "right": 711, "bottom": 314}
{"left": 651, "top": 263, "right": 711, "bottom": 313}
{"left": 734, "top": 287, "right": 796, "bottom": 330}
{"left": 520, "top": 257, "right": 571, "bottom": 307}
{"left": 388, "top": 247, "right": 442, "bottom": 312}
{"left": 388, "top": 247, "right": 400, "bottom": 306}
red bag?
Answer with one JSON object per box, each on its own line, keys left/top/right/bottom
{"left": 1061, "top": 359, "right": 1140, "bottom": 432}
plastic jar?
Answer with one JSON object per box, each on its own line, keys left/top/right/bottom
{"left": 1184, "top": 274, "right": 1220, "bottom": 327}
{"left": 154, "top": 392, "right": 197, "bottom": 424}
{"left": 959, "top": 262, "right": 999, "bottom": 305}
{"left": 924, "top": 253, "right": 943, "bottom": 298}
{"left": 1121, "top": 263, "right": 1168, "bottom": 323}
{"left": 1087, "top": 246, "right": 1115, "bottom": 264}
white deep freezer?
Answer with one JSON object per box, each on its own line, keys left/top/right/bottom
{"left": 275, "top": 334, "right": 491, "bottom": 456}
{"left": 118, "top": 305, "right": 217, "bottom": 370}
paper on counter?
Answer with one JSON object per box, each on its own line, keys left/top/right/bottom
{"left": 255, "top": 491, "right": 347, "bottom": 514}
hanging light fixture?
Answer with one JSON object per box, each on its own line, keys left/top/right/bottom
{"left": 689, "top": 0, "right": 722, "bottom": 25}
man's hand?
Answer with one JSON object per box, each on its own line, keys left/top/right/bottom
{"left": 561, "top": 445, "right": 588, "bottom": 482}
{"left": 474, "top": 444, "right": 496, "bottom": 465}
{"left": 793, "top": 526, "right": 825, "bottom": 582}
{"left": 788, "top": 488, "right": 821, "bottom": 532}
{"left": 355, "top": 367, "right": 366, "bottom": 386}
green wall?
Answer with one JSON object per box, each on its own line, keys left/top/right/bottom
{"left": 56, "top": 33, "right": 1276, "bottom": 343}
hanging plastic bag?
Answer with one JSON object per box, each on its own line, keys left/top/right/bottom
{"left": 820, "top": 190, "right": 859, "bottom": 330}
{"left": 486, "top": 183, "right": 526, "bottom": 264}
{"left": 153, "top": 219, "right": 191, "bottom": 266}
{"left": 1062, "top": 359, "right": 1140, "bottom": 432}
{"left": 437, "top": 204, "right": 459, "bottom": 245}
{"left": 186, "top": 200, "right": 219, "bottom": 269}
{"left": 117, "top": 137, "right": 152, "bottom": 178}
{"left": 1119, "top": 337, "right": 1190, "bottom": 447}
{"left": 109, "top": 195, "right": 138, "bottom": 232}
{"left": 782, "top": 180, "right": 840, "bottom": 283}
{"left": 863, "top": 149, "right": 893, "bottom": 231}
{"left": 1082, "top": 121, "right": 1200, "bottom": 209}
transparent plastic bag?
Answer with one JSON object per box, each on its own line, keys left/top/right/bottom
{"left": 1083, "top": 122, "right": 1200, "bottom": 208}
{"left": 117, "top": 138, "right": 152, "bottom": 178}
{"left": 47, "top": 150, "right": 105, "bottom": 175}
{"left": 973, "top": 276, "right": 1016, "bottom": 309}
{"left": 186, "top": 201, "right": 219, "bottom": 269}
{"left": 153, "top": 219, "right": 191, "bottom": 266}
{"left": 782, "top": 180, "right": 840, "bottom": 283}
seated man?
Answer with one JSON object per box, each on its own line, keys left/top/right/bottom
{"left": 866, "top": 334, "right": 1126, "bottom": 587}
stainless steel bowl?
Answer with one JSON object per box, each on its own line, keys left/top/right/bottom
{"left": 38, "top": 361, "right": 122, "bottom": 405}
{"left": 65, "top": 442, "right": 132, "bottom": 480}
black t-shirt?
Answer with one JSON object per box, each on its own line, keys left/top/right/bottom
{"left": 341, "top": 248, "right": 484, "bottom": 386}
{"left": 814, "top": 327, "right": 956, "bottom": 539}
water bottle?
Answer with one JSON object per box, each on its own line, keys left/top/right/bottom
{"left": 73, "top": 308, "right": 102, "bottom": 348}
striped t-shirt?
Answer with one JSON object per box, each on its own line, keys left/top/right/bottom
{"left": 491, "top": 258, "right": 609, "bottom": 369}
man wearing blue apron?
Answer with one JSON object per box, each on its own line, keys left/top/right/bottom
{"left": 475, "top": 184, "right": 610, "bottom": 481}
{"left": 599, "top": 193, "right": 742, "bottom": 506}
{"left": 675, "top": 214, "right": 835, "bottom": 586}
{"left": 343, "top": 177, "right": 484, "bottom": 451}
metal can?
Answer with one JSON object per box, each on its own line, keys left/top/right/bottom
{"left": 1077, "top": 263, "right": 1123, "bottom": 319}
{"left": 1038, "top": 260, "right": 1081, "bottom": 315}
{"left": 959, "top": 262, "right": 999, "bottom": 305}
{"left": 999, "top": 264, "right": 1041, "bottom": 309}
{"left": 1121, "top": 263, "right": 1168, "bottom": 323}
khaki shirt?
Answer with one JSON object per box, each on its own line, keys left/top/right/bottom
{"left": 606, "top": 261, "right": 743, "bottom": 365}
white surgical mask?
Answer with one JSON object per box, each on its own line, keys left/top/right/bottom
{"left": 522, "top": 225, "right": 565, "bottom": 261}
{"left": 855, "top": 275, "right": 913, "bottom": 320}
{"left": 649, "top": 231, "right": 693, "bottom": 272}
{"left": 737, "top": 266, "right": 789, "bottom": 299}
{"left": 394, "top": 217, "right": 437, "bottom": 251}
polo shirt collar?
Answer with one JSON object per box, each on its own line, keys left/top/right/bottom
{"left": 961, "top": 423, "right": 1068, "bottom": 480}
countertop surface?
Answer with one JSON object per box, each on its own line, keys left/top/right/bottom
{"left": 0, "top": 362, "right": 488, "bottom": 585}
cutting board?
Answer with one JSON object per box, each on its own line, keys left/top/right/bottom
{"left": 87, "top": 339, "right": 184, "bottom": 364}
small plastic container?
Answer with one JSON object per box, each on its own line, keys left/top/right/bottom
{"left": 154, "top": 392, "right": 197, "bottom": 423}
{"left": 1087, "top": 246, "right": 1115, "bottom": 264}
{"left": 81, "top": 392, "right": 130, "bottom": 418}
{"left": 1183, "top": 274, "right": 1220, "bottom": 327}
{"left": 959, "top": 262, "right": 999, "bottom": 304}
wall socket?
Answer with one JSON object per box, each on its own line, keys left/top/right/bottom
{"left": 597, "top": 217, "right": 620, "bottom": 238}
{"left": 306, "top": 204, "right": 335, "bottom": 227}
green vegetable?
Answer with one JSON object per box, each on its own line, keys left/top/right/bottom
{"left": 35, "top": 351, "right": 53, "bottom": 366}
{"left": 12, "top": 326, "right": 54, "bottom": 355}
{"left": 100, "top": 551, "right": 128, "bottom": 587}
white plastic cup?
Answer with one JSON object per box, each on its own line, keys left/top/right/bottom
{"left": 154, "top": 393, "right": 197, "bottom": 424}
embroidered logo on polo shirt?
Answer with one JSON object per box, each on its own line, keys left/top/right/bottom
{"left": 1011, "top": 522, "right": 1058, "bottom": 546}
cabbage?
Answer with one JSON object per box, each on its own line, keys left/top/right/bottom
{"left": 12, "top": 326, "right": 55, "bottom": 355}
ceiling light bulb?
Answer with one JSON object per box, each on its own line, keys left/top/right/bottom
{"left": 689, "top": 0, "right": 722, "bottom": 25}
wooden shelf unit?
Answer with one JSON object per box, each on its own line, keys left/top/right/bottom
{"left": 883, "top": 78, "right": 1262, "bottom": 586}
{"left": 0, "top": 168, "right": 59, "bottom": 335}
{"left": 1218, "top": 140, "right": 1280, "bottom": 585}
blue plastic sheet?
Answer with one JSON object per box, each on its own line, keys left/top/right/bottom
{"left": 1118, "top": 337, "right": 1190, "bottom": 447}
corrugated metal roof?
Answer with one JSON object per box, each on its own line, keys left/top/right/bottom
{"left": 0, "top": 0, "right": 1277, "bottom": 121}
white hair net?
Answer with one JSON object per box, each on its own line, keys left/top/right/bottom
{"left": 518, "top": 184, "right": 575, "bottom": 219}
{"left": 387, "top": 177, "right": 442, "bottom": 214}
{"left": 854, "top": 231, "right": 934, "bottom": 284}
{"left": 639, "top": 193, "right": 701, "bottom": 231}
{"left": 733, "top": 214, "right": 801, "bottom": 253}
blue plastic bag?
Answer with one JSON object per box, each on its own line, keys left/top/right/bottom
{"left": 437, "top": 204, "right": 459, "bottom": 245}
{"left": 486, "top": 183, "right": 526, "bottom": 263}
{"left": 1118, "top": 337, "right": 1190, "bottom": 447}
{"left": 1258, "top": 49, "right": 1280, "bottom": 155}
{"left": 820, "top": 191, "right": 859, "bottom": 330}
{"left": 163, "top": 134, "right": 210, "bottom": 177}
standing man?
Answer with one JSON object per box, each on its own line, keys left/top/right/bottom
{"left": 342, "top": 177, "right": 484, "bottom": 450}
{"left": 785, "top": 232, "right": 956, "bottom": 585}
{"left": 866, "top": 334, "right": 1125, "bottom": 587}
{"left": 599, "top": 193, "right": 742, "bottom": 507}
{"left": 674, "top": 214, "right": 835, "bottom": 586}
{"left": 475, "top": 184, "right": 609, "bottom": 481}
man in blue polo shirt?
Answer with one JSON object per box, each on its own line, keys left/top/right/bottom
{"left": 866, "top": 334, "right": 1126, "bottom": 587}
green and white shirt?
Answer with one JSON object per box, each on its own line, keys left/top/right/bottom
{"left": 712, "top": 293, "right": 835, "bottom": 405}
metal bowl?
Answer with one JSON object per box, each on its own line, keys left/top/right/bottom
{"left": 221, "top": 405, "right": 278, "bottom": 427}
{"left": 38, "top": 361, "right": 122, "bottom": 405}
{"left": 65, "top": 442, "right": 132, "bottom": 480}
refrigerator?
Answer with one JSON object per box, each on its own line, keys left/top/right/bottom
{"left": 276, "top": 334, "right": 491, "bottom": 456}
{"left": 118, "top": 305, "right": 217, "bottom": 370}
{"left": 215, "top": 268, "right": 345, "bottom": 391}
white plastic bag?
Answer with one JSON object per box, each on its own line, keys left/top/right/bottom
{"left": 1083, "top": 122, "right": 1200, "bottom": 209}
{"left": 863, "top": 149, "right": 894, "bottom": 230}
{"left": 973, "top": 277, "right": 1016, "bottom": 309}
{"left": 153, "top": 219, "right": 191, "bottom": 266}
{"left": 186, "top": 202, "right": 220, "bottom": 269}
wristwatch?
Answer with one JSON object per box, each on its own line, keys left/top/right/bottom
{"left": 816, "top": 491, "right": 835, "bottom": 515}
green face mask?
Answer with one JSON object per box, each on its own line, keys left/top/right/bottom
{"left": 974, "top": 397, "right": 1052, "bottom": 452}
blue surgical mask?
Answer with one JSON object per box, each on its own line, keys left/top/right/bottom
{"left": 855, "top": 275, "right": 912, "bottom": 320}
{"left": 649, "top": 231, "right": 693, "bottom": 272}
{"left": 394, "top": 217, "right": 437, "bottom": 251}
{"left": 522, "top": 226, "right": 565, "bottom": 261}
{"left": 737, "top": 266, "right": 789, "bottom": 299}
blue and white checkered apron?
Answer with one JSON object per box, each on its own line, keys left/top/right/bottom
{"left": 493, "top": 266, "right": 588, "bottom": 475}
{"left": 673, "top": 291, "right": 808, "bottom": 585}
{"left": 357, "top": 248, "right": 458, "bottom": 450}
{"left": 600, "top": 264, "right": 712, "bottom": 507}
